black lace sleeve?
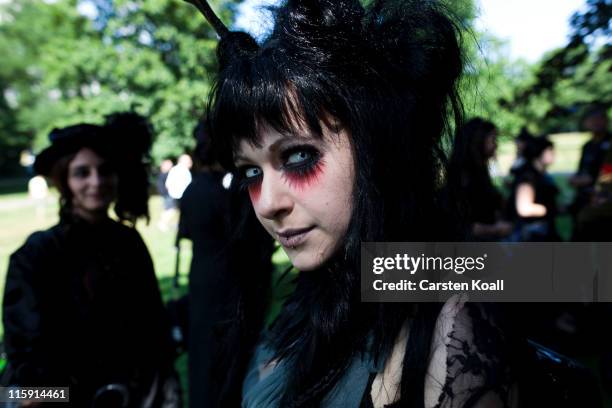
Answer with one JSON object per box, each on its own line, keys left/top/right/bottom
{"left": 426, "top": 296, "right": 515, "bottom": 408}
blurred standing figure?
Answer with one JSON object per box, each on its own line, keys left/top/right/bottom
{"left": 27, "top": 175, "right": 49, "bottom": 219}
{"left": 569, "top": 106, "right": 611, "bottom": 217}
{"left": 449, "top": 118, "right": 512, "bottom": 240}
{"left": 509, "top": 128, "right": 535, "bottom": 177}
{"left": 573, "top": 121, "right": 612, "bottom": 241}
{"left": 165, "top": 153, "right": 193, "bottom": 202}
{"left": 2, "top": 115, "right": 180, "bottom": 407}
{"left": 177, "top": 121, "right": 231, "bottom": 408}
{"left": 157, "top": 158, "right": 176, "bottom": 231}
{"left": 508, "top": 137, "right": 560, "bottom": 241}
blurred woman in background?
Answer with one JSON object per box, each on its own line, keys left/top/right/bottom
{"left": 508, "top": 136, "right": 560, "bottom": 241}
{"left": 2, "top": 114, "right": 179, "bottom": 407}
{"left": 449, "top": 118, "right": 512, "bottom": 240}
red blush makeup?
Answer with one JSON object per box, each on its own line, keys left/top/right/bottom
{"left": 285, "top": 161, "right": 324, "bottom": 191}
{"left": 248, "top": 182, "right": 261, "bottom": 203}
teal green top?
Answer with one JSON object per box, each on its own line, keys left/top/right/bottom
{"left": 242, "top": 341, "right": 384, "bottom": 407}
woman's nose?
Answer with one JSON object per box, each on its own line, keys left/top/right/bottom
{"left": 88, "top": 170, "right": 105, "bottom": 187}
{"left": 255, "top": 172, "right": 294, "bottom": 220}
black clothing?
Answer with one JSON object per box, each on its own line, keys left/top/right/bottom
{"left": 508, "top": 165, "right": 560, "bottom": 241}
{"left": 577, "top": 136, "right": 611, "bottom": 185}
{"left": 456, "top": 166, "right": 505, "bottom": 241}
{"left": 178, "top": 171, "right": 232, "bottom": 408}
{"left": 465, "top": 171, "right": 503, "bottom": 225}
{"left": 571, "top": 135, "right": 611, "bottom": 216}
{"left": 2, "top": 216, "right": 174, "bottom": 407}
{"left": 157, "top": 171, "right": 176, "bottom": 210}
{"left": 157, "top": 171, "right": 169, "bottom": 197}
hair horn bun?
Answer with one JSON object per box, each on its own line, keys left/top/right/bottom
{"left": 183, "top": 0, "right": 259, "bottom": 69}
{"left": 184, "top": 0, "right": 229, "bottom": 38}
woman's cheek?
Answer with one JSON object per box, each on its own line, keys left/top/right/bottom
{"left": 248, "top": 182, "right": 261, "bottom": 203}
{"left": 284, "top": 162, "right": 325, "bottom": 191}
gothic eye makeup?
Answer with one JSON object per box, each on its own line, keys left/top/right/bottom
{"left": 280, "top": 145, "right": 323, "bottom": 189}
{"left": 236, "top": 165, "right": 263, "bottom": 190}
{"left": 238, "top": 166, "right": 263, "bottom": 201}
{"left": 235, "top": 143, "right": 324, "bottom": 198}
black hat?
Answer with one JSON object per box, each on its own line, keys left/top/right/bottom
{"left": 33, "top": 124, "right": 108, "bottom": 176}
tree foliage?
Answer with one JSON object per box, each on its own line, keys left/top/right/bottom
{"left": 0, "top": 0, "right": 237, "bottom": 172}
{"left": 0, "top": 0, "right": 608, "bottom": 173}
{"left": 501, "top": 0, "right": 611, "bottom": 133}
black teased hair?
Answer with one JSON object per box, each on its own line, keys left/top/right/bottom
{"left": 205, "top": 0, "right": 466, "bottom": 405}
{"left": 103, "top": 111, "right": 153, "bottom": 225}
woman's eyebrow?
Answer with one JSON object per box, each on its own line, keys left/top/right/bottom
{"left": 267, "top": 137, "right": 292, "bottom": 154}
{"left": 234, "top": 137, "right": 296, "bottom": 163}
{"left": 233, "top": 154, "right": 249, "bottom": 164}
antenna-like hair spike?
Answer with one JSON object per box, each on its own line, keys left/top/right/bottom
{"left": 184, "top": 0, "right": 229, "bottom": 38}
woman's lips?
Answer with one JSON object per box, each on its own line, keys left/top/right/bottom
{"left": 277, "top": 226, "right": 315, "bottom": 248}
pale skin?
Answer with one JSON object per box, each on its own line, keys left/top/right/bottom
{"left": 66, "top": 147, "right": 117, "bottom": 223}
{"left": 516, "top": 183, "right": 547, "bottom": 217}
{"left": 234, "top": 120, "right": 354, "bottom": 272}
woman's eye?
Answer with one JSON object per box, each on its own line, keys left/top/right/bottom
{"left": 245, "top": 167, "right": 262, "bottom": 178}
{"left": 71, "top": 167, "right": 90, "bottom": 178}
{"left": 286, "top": 150, "right": 311, "bottom": 166}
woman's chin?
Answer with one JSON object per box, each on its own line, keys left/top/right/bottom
{"left": 285, "top": 249, "right": 326, "bottom": 272}
{"left": 284, "top": 240, "right": 347, "bottom": 272}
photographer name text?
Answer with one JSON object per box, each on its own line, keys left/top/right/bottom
{"left": 372, "top": 279, "right": 504, "bottom": 292}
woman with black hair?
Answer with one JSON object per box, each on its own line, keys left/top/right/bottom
{"left": 2, "top": 114, "right": 179, "bottom": 407}
{"left": 449, "top": 118, "right": 512, "bottom": 240}
{"left": 183, "top": 0, "right": 515, "bottom": 406}
{"left": 508, "top": 137, "right": 560, "bottom": 242}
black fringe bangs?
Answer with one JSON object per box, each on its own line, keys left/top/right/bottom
{"left": 207, "top": 0, "right": 465, "bottom": 177}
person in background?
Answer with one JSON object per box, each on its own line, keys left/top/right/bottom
{"left": 508, "top": 137, "right": 560, "bottom": 241}
{"left": 509, "top": 128, "right": 535, "bottom": 178}
{"left": 573, "top": 119, "right": 612, "bottom": 241}
{"left": 2, "top": 114, "right": 180, "bottom": 407}
{"left": 449, "top": 117, "right": 512, "bottom": 240}
{"left": 569, "top": 106, "right": 611, "bottom": 218}
{"left": 165, "top": 153, "right": 193, "bottom": 203}
{"left": 157, "top": 158, "right": 176, "bottom": 231}
{"left": 176, "top": 121, "right": 232, "bottom": 408}
{"left": 27, "top": 175, "right": 49, "bottom": 219}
